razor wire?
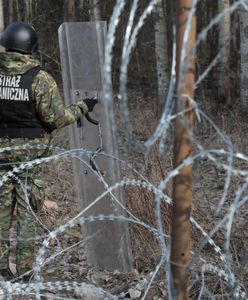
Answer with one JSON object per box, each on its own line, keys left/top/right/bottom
{"left": 0, "top": 142, "right": 247, "bottom": 299}
{"left": 0, "top": 0, "right": 247, "bottom": 299}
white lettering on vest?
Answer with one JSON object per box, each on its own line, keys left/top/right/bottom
{"left": 0, "top": 87, "right": 30, "bottom": 101}
{"left": 0, "top": 74, "right": 30, "bottom": 101}
{"left": 2, "top": 86, "right": 7, "bottom": 99}
{"left": 15, "top": 76, "right": 21, "bottom": 87}
{"left": 10, "top": 88, "right": 15, "bottom": 100}
{"left": 5, "top": 77, "right": 11, "bottom": 86}
{"left": 0, "top": 75, "right": 22, "bottom": 88}
{"left": 24, "top": 89, "right": 29, "bottom": 101}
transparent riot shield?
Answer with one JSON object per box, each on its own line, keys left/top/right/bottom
{"left": 58, "top": 22, "right": 132, "bottom": 272}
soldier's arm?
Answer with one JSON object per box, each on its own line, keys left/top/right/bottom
{"left": 32, "top": 70, "right": 88, "bottom": 129}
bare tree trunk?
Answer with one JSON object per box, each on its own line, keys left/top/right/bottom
{"left": 218, "top": 0, "right": 231, "bottom": 106}
{"left": 68, "top": 0, "right": 75, "bottom": 21}
{"left": 33, "top": 0, "right": 38, "bottom": 17}
{"left": 89, "top": 0, "right": 101, "bottom": 21}
{"left": 0, "top": 0, "right": 5, "bottom": 52}
{"left": 239, "top": 7, "right": 248, "bottom": 111}
{"left": 79, "top": 0, "right": 85, "bottom": 11}
{"left": 63, "top": 0, "right": 76, "bottom": 21}
{"left": 154, "top": 0, "right": 170, "bottom": 108}
{"left": 15, "top": 0, "right": 21, "bottom": 21}
{"left": 8, "top": 0, "right": 14, "bottom": 23}
{"left": 171, "top": 0, "right": 196, "bottom": 299}
{"left": 0, "top": 0, "right": 3, "bottom": 30}
{"left": 24, "top": 0, "right": 33, "bottom": 22}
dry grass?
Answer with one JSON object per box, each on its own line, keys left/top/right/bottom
{"left": 36, "top": 91, "right": 248, "bottom": 298}
{"left": 115, "top": 89, "right": 248, "bottom": 297}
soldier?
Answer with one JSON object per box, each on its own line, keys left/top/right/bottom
{"left": 0, "top": 22, "right": 97, "bottom": 281}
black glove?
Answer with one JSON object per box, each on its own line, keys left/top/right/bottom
{"left": 83, "top": 98, "right": 98, "bottom": 112}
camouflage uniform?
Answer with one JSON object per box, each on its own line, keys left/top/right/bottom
{"left": 0, "top": 52, "right": 89, "bottom": 275}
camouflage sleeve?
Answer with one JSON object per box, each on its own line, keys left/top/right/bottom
{"left": 32, "top": 70, "right": 89, "bottom": 129}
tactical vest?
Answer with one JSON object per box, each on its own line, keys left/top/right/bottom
{"left": 0, "top": 66, "right": 52, "bottom": 138}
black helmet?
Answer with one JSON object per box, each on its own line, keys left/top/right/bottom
{"left": 0, "top": 22, "right": 38, "bottom": 54}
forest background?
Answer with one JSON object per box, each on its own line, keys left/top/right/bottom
{"left": 0, "top": 0, "right": 247, "bottom": 299}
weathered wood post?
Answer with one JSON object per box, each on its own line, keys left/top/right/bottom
{"left": 171, "top": 1, "right": 196, "bottom": 299}
{"left": 58, "top": 22, "right": 132, "bottom": 272}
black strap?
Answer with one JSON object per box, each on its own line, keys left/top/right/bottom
{"left": 24, "top": 65, "right": 42, "bottom": 79}
{"left": 22, "top": 66, "right": 42, "bottom": 100}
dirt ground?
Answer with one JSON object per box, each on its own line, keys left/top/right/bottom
{"left": 22, "top": 96, "right": 247, "bottom": 299}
